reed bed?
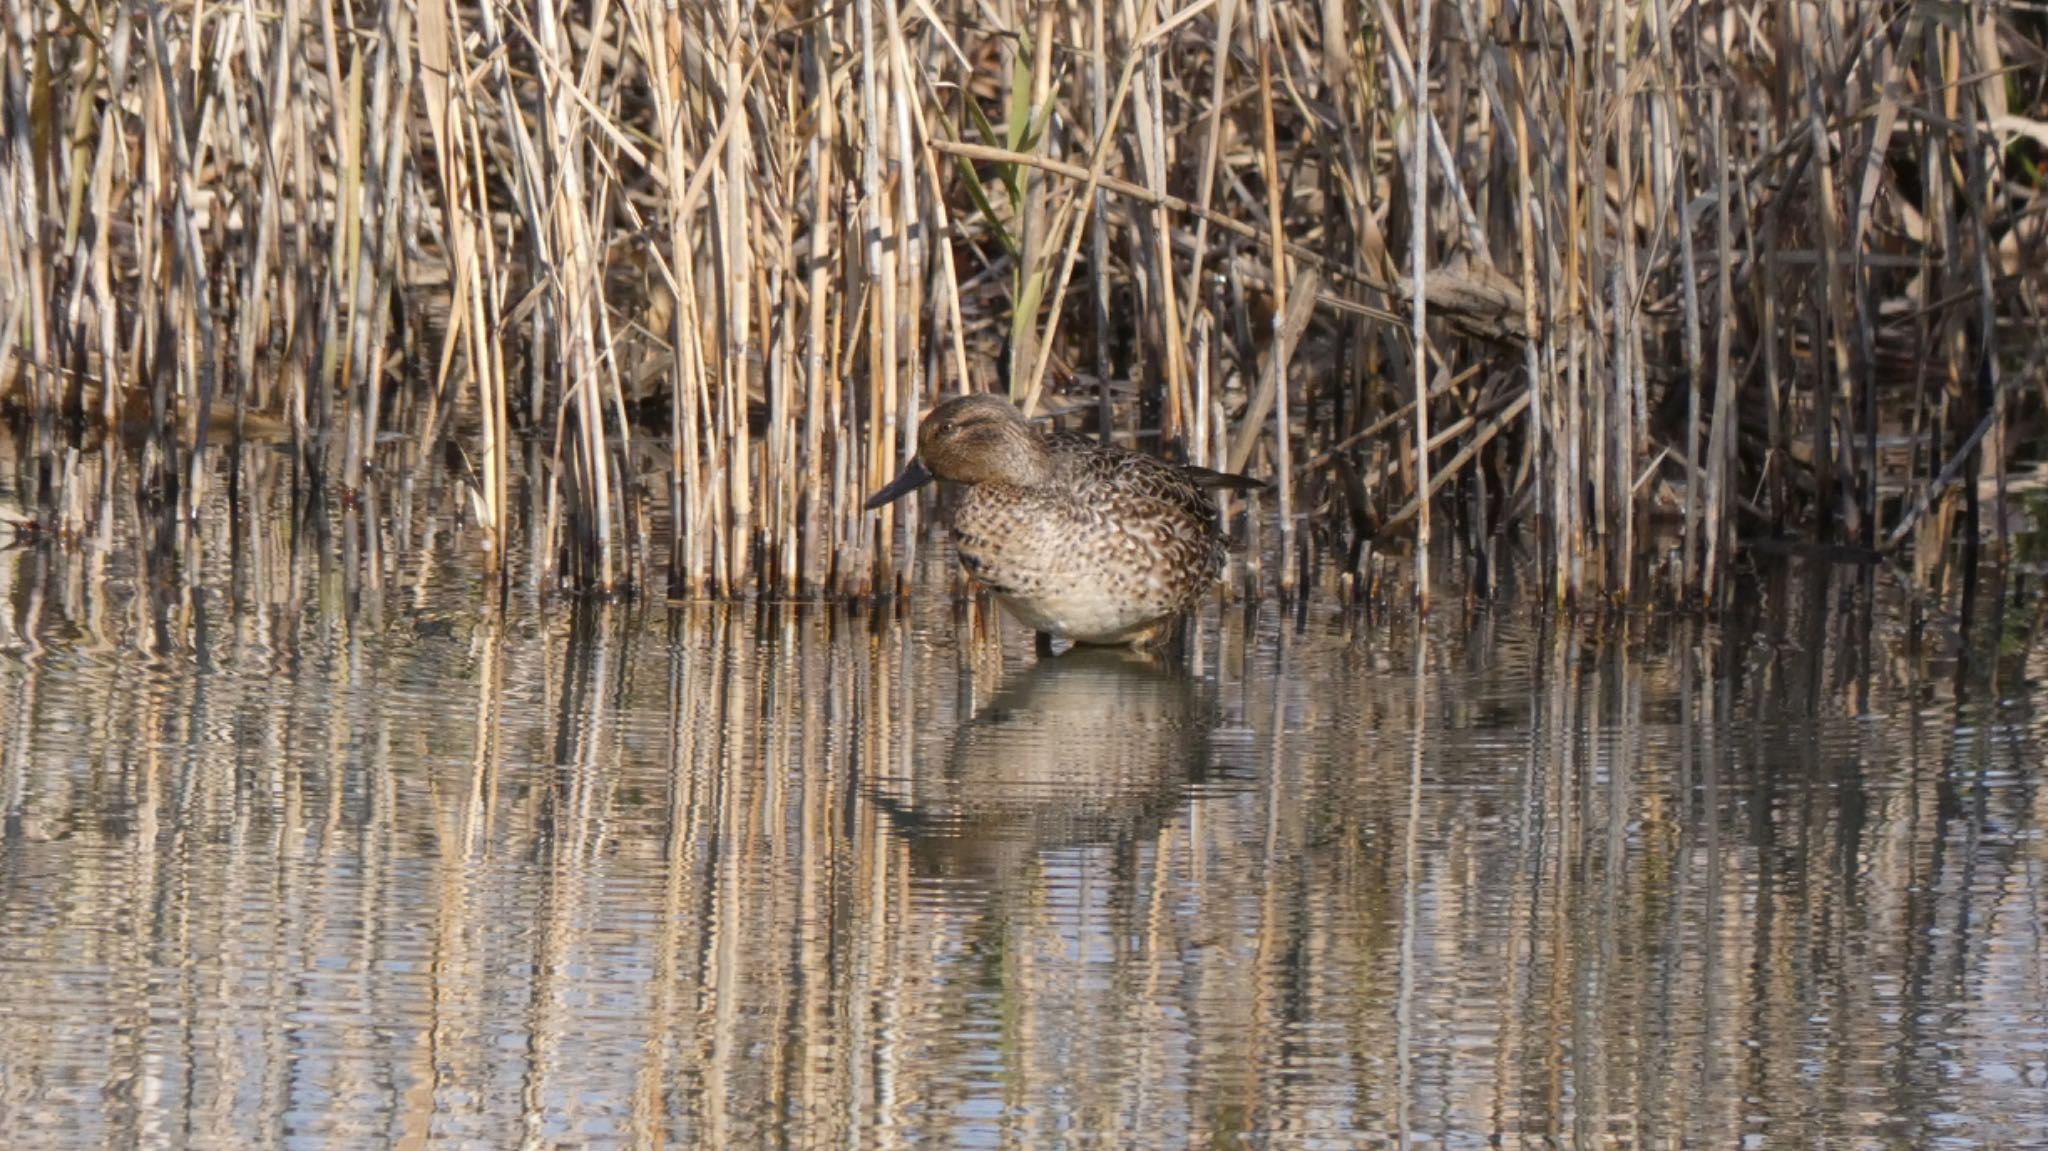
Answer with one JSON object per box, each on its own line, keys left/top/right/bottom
{"left": 4, "top": 0, "right": 2047, "bottom": 606}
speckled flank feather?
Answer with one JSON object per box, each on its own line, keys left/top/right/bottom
{"left": 868, "top": 394, "right": 1260, "bottom": 647}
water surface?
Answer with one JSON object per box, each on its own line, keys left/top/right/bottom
{"left": 1, "top": 447, "right": 2044, "bottom": 1149}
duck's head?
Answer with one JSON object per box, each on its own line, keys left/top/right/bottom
{"left": 865, "top": 394, "right": 1052, "bottom": 509}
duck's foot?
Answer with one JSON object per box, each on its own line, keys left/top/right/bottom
{"left": 1123, "top": 617, "right": 1191, "bottom": 659}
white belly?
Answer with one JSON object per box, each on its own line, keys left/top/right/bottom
{"left": 989, "top": 586, "right": 1172, "bottom": 645}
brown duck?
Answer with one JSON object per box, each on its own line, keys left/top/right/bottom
{"left": 866, "top": 393, "right": 1261, "bottom": 647}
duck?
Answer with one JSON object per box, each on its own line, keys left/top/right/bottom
{"left": 865, "top": 393, "right": 1261, "bottom": 647}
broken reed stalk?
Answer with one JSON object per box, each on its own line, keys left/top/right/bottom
{"left": 3, "top": 0, "right": 2047, "bottom": 609}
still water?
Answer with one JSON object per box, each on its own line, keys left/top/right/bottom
{"left": 1, "top": 458, "right": 2045, "bottom": 1149}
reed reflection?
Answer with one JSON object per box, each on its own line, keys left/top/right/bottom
{"left": 0, "top": 523, "right": 2042, "bottom": 1150}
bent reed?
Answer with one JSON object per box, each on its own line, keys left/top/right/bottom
{"left": 3, "top": 0, "right": 2045, "bottom": 608}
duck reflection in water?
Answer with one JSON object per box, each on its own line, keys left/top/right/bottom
{"left": 872, "top": 647, "right": 1224, "bottom": 882}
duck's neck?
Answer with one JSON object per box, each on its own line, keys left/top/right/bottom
{"left": 1004, "top": 437, "right": 1057, "bottom": 487}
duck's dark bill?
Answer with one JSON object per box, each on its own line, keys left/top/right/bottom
{"left": 864, "top": 457, "right": 935, "bottom": 510}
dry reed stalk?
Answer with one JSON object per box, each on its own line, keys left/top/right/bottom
{"left": 1704, "top": 84, "right": 1735, "bottom": 600}
{"left": 318, "top": 0, "right": 363, "bottom": 500}
{"left": 233, "top": 0, "right": 288, "bottom": 434}
{"left": 4, "top": 0, "right": 2047, "bottom": 611}
{"left": 421, "top": 0, "right": 511, "bottom": 572}
{"left": 887, "top": 0, "right": 935, "bottom": 596}
{"left": 1181, "top": 0, "right": 1238, "bottom": 440}
{"left": 1404, "top": 0, "right": 1431, "bottom": 607}
{"left": 1008, "top": 1, "right": 1058, "bottom": 408}
{"left": 898, "top": 25, "right": 974, "bottom": 417}
{"left": 1010, "top": 0, "right": 1222, "bottom": 427}
{"left": 1087, "top": 0, "right": 1112, "bottom": 444}
{"left": 1962, "top": 5, "right": 2007, "bottom": 571}
{"left": 1012, "top": 29, "right": 1111, "bottom": 418}
{"left": 1649, "top": 0, "right": 1702, "bottom": 599}
{"left": 717, "top": 0, "right": 752, "bottom": 598}
{"left": 859, "top": 0, "right": 908, "bottom": 597}
{"left": 1252, "top": 0, "right": 1295, "bottom": 597}
{"left": 1122, "top": 0, "right": 1188, "bottom": 450}
{"left": 623, "top": 0, "right": 696, "bottom": 595}
{"left": 1606, "top": 0, "right": 1635, "bottom": 601}
{"left": 798, "top": 13, "right": 837, "bottom": 598}
{"left": 934, "top": 138, "right": 1378, "bottom": 277}
{"left": 363, "top": 0, "right": 419, "bottom": 584}
{"left": 143, "top": 0, "right": 223, "bottom": 524}
{"left": 6, "top": 2, "right": 51, "bottom": 457}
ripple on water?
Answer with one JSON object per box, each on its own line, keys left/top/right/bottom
{"left": 1, "top": 537, "right": 2044, "bottom": 1148}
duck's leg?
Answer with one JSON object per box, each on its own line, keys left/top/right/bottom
{"left": 1035, "top": 631, "right": 1056, "bottom": 657}
{"left": 1119, "top": 617, "right": 1183, "bottom": 655}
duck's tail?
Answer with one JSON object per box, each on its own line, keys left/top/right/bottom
{"left": 1183, "top": 465, "right": 1266, "bottom": 494}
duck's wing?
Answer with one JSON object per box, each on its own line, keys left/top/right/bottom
{"left": 1039, "top": 433, "right": 1230, "bottom": 527}
{"left": 1047, "top": 432, "right": 1262, "bottom": 499}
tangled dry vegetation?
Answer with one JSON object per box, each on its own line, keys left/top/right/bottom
{"left": 3, "top": 0, "right": 2047, "bottom": 607}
